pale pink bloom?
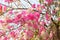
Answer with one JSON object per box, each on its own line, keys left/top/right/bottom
{"left": 8, "top": 10, "right": 13, "bottom": 14}
{"left": 41, "top": 5, "right": 45, "bottom": 9}
{"left": 39, "top": 25, "right": 46, "bottom": 35}
{"left": 52, "top": 10, "right": 56, "bottom": 15}
{"left": 36, "top": 4, "right": 42, "bottom": 12}
{"left": 0, "top": 36, "right": 4, "bottom": 40}
{"left": 7, "top": 26, "right": 14, "bottom": 30}
{"left": 26, "top": 30, "right": 34, "bottom": 38}
{"left": 12, "top": 15, "right": 20, "bottom": 24}
{"left": 10, "top": 31, "right": 18, "bottom": 38}
{"left": 45, "top": 12, "right": 51, "bottom": 21}
{"left": 49, "top": 31, "right": 53, "bottom": 39}
{"left": 6, "top": 19, "right": 12, "bottom": 23}
{"left": 20, "top": 37, "right": 25, "bottom": 40}
{"left": 34, "top": 12, "right": 40, "bottom": 18}
{"left": 0, "top": 20, "right": 4, "bottom": 23}
{"left": 17, "top": 14, "right": 22, "bottom": 18}
{"left": 27, "top": 13, "right": 34, "bottom": 20}
{"left": 32, "top": 4, "right": 36, "bottom": 8}
{"left": 37, "top": 4, "right": 41, "bottom": 7}
{"left": 18, "top": 26, "right": 22, "bottom": 31}
{"left": 46, "top": 0, "right": 53, "bottom": 5}
{"left": 40, "top": 21, "right": 46, "bottom": 25}
{"left": 0, "top": 4, "right": 2, "bottom": 12}
{"left": 5, "top": 0, "right": 13, "bottom": 3}
{"left": 27, "top": 22, "right": 33, "bottom": 27}
{"left": 13, "top": 17, "right": 19, "bottom": 22}
{"left": 3, "top": 36, "right": 9, "bottom": 40}
{"left": 33, "top": 23, "right": 38, "bottom": 29}
{"left": 3, "top": 6, "right": 7, "bottom": 12}
{"left": 21, "top": 11, "right": 27, "bottom": 16}
{"left": 0, "top": 30, "right": 5, "bottom": 37}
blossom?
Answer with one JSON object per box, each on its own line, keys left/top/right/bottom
{"left": 0, "top": 4, "right": 2, "bottom": 13}
{"left": 38, "top": 25, "right": 46, "bottom": 36}
{"left": 26, "top": 30, "right": 34, "bottom": 38}
{"left": 36, "top": 5, "right": 42, "bottom": 13}
{"left": 10, "top": 31, "right": 18, "bottom": 38}
{"left": 7, "top": 26, "right": 14, "bottom": 30}
{"left": 0, "top": 2, "right": 57, "bottom": 40}
{"left": 34, "top": 12, "right": 40, "bottom": 18}
{"left": 5, "top": 0, "right": 13, "bottom": 3}
{"left": 32, "top": 4, "right": 36, "bottom": 8}
{"left": 0, "top": 30, "right": 5, "bottom": 37}
{"left": 33, "top": 23, "right": 38, "bottom": 29}
{"left": 3, "top": 6, "right": 7, "bottom": 12}
{"left": 3, "top": 36, "right": 9, "bottom": 40}
{"left": 27, "top": 13, "right": 35, "bottom": 20}
{"left": 52, "top": 10, "right": 56, "bottom": 15}
{"left": 0, "top": 20, "right": 4, "bottom": 23}
{"left": 45, "top": 12, "right": 51, "bottom": 21}
{"left": 46, "top": 0, "right": 53, "bottom": 5}
{"left": 8, "top": 10, "right": 13, "bottom": 14}
{"left": 6, "top": 19, "right": 13, "bottom": 23}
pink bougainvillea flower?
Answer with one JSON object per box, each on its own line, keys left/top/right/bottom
{"left": 45, "top": 12, "right": 51, "bottom": 21}
{"left": 18, "top": 26, "right": 22, "bottom": 31}
{"left": 10, "top": 31, "right": 17, "bottom": 38}
{"left": 52, "top": 10, "right": 56, "bottom": 15}
{"left": 40, "top": 21, "right": 46, "bottom": 26}
{"left": 46, "top": 0, "right": 53, "bottom": 5}
{"left": 6, "top": 19, "right": 13, "bottom": 23}
{"left": 32, "top": 4, "right": 36, "bottom": 8}
{"left": 27, "top": 22, "right": 33, "bottom": 27}
{"left": 7, "top": 26, "right": 14, "bottom": 30}
{"left": 39, "top": 25, "right": 46, "bottom": 35}
{"left": 21, "top": 11, "right": 27, "bottom": 16}
{"left": 41, "top": 5, "right": 45, "bottom": 9}
{"left": 36, "top": 4, "right": 42, "bottom": 12}
{"left": 33, "top": 23, "right": 38, "bottom": 29}
{"left": 22, "top": 16, "right": 29, "bottom": 23}
{"left": 5, "top": 0, "right": 13, "bottom": 3}
{"left": 34, "top": 12, "right": 40, "bottom": 18}
{"left": 26, "top": 30, "right": 34, "bottom": 38}
{"left": 8, "top": 10, "right": 13, "bottom": 14}
{"left": 3, "top": 36, "right": 9, "bottom": 40}
{"left": 20, "top": 37, "right": 25, "bottom": 40}
{"left": 0, "top": 4, "right": 2, "bottom": 13}
{"left": 3, "top": 6, "right": 7, "bottom": 12}
{"left": 0, "top": 30, "right": 5, "bottom": 37}
{"left": 27, "top": 13, "right": 35, "bottom": 20}
{"left": 0, "top": 37, "right": 3, "bottom": 40}
{"left": 17, "top": 14, "right": 22, "bottom": 18}
{"left": 37, "top": 4, "right": 41, "bottom": 7}
{"left": 0, "top": 20, "right": 4, "bottom": 23}
{"left": 34, "top": 12, "right": 40, "bottom": 22}
{"left": 12, "top": 16, "right": 20, "bottom": 24}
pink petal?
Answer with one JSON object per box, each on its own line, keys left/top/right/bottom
{"left": 8, "top": 10, "right": 13, "bottom": 14}
{"left": 3, "top": 6, "right": 7, "bottom": 12}
{"left": 45, "top": 12, "right": 51, "bottom": 21}
{"left": 32, "top": 4, "right": 36, "bottom": 8}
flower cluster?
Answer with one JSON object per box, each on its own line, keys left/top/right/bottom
{"left": 0, "top": 0, "right": 59, "bottom": 40}
{"left": 0, "top": 4, "right": 7, "bottom": 13}
{"left": 4, "top": 0, "right": 13, "bottom": 3}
